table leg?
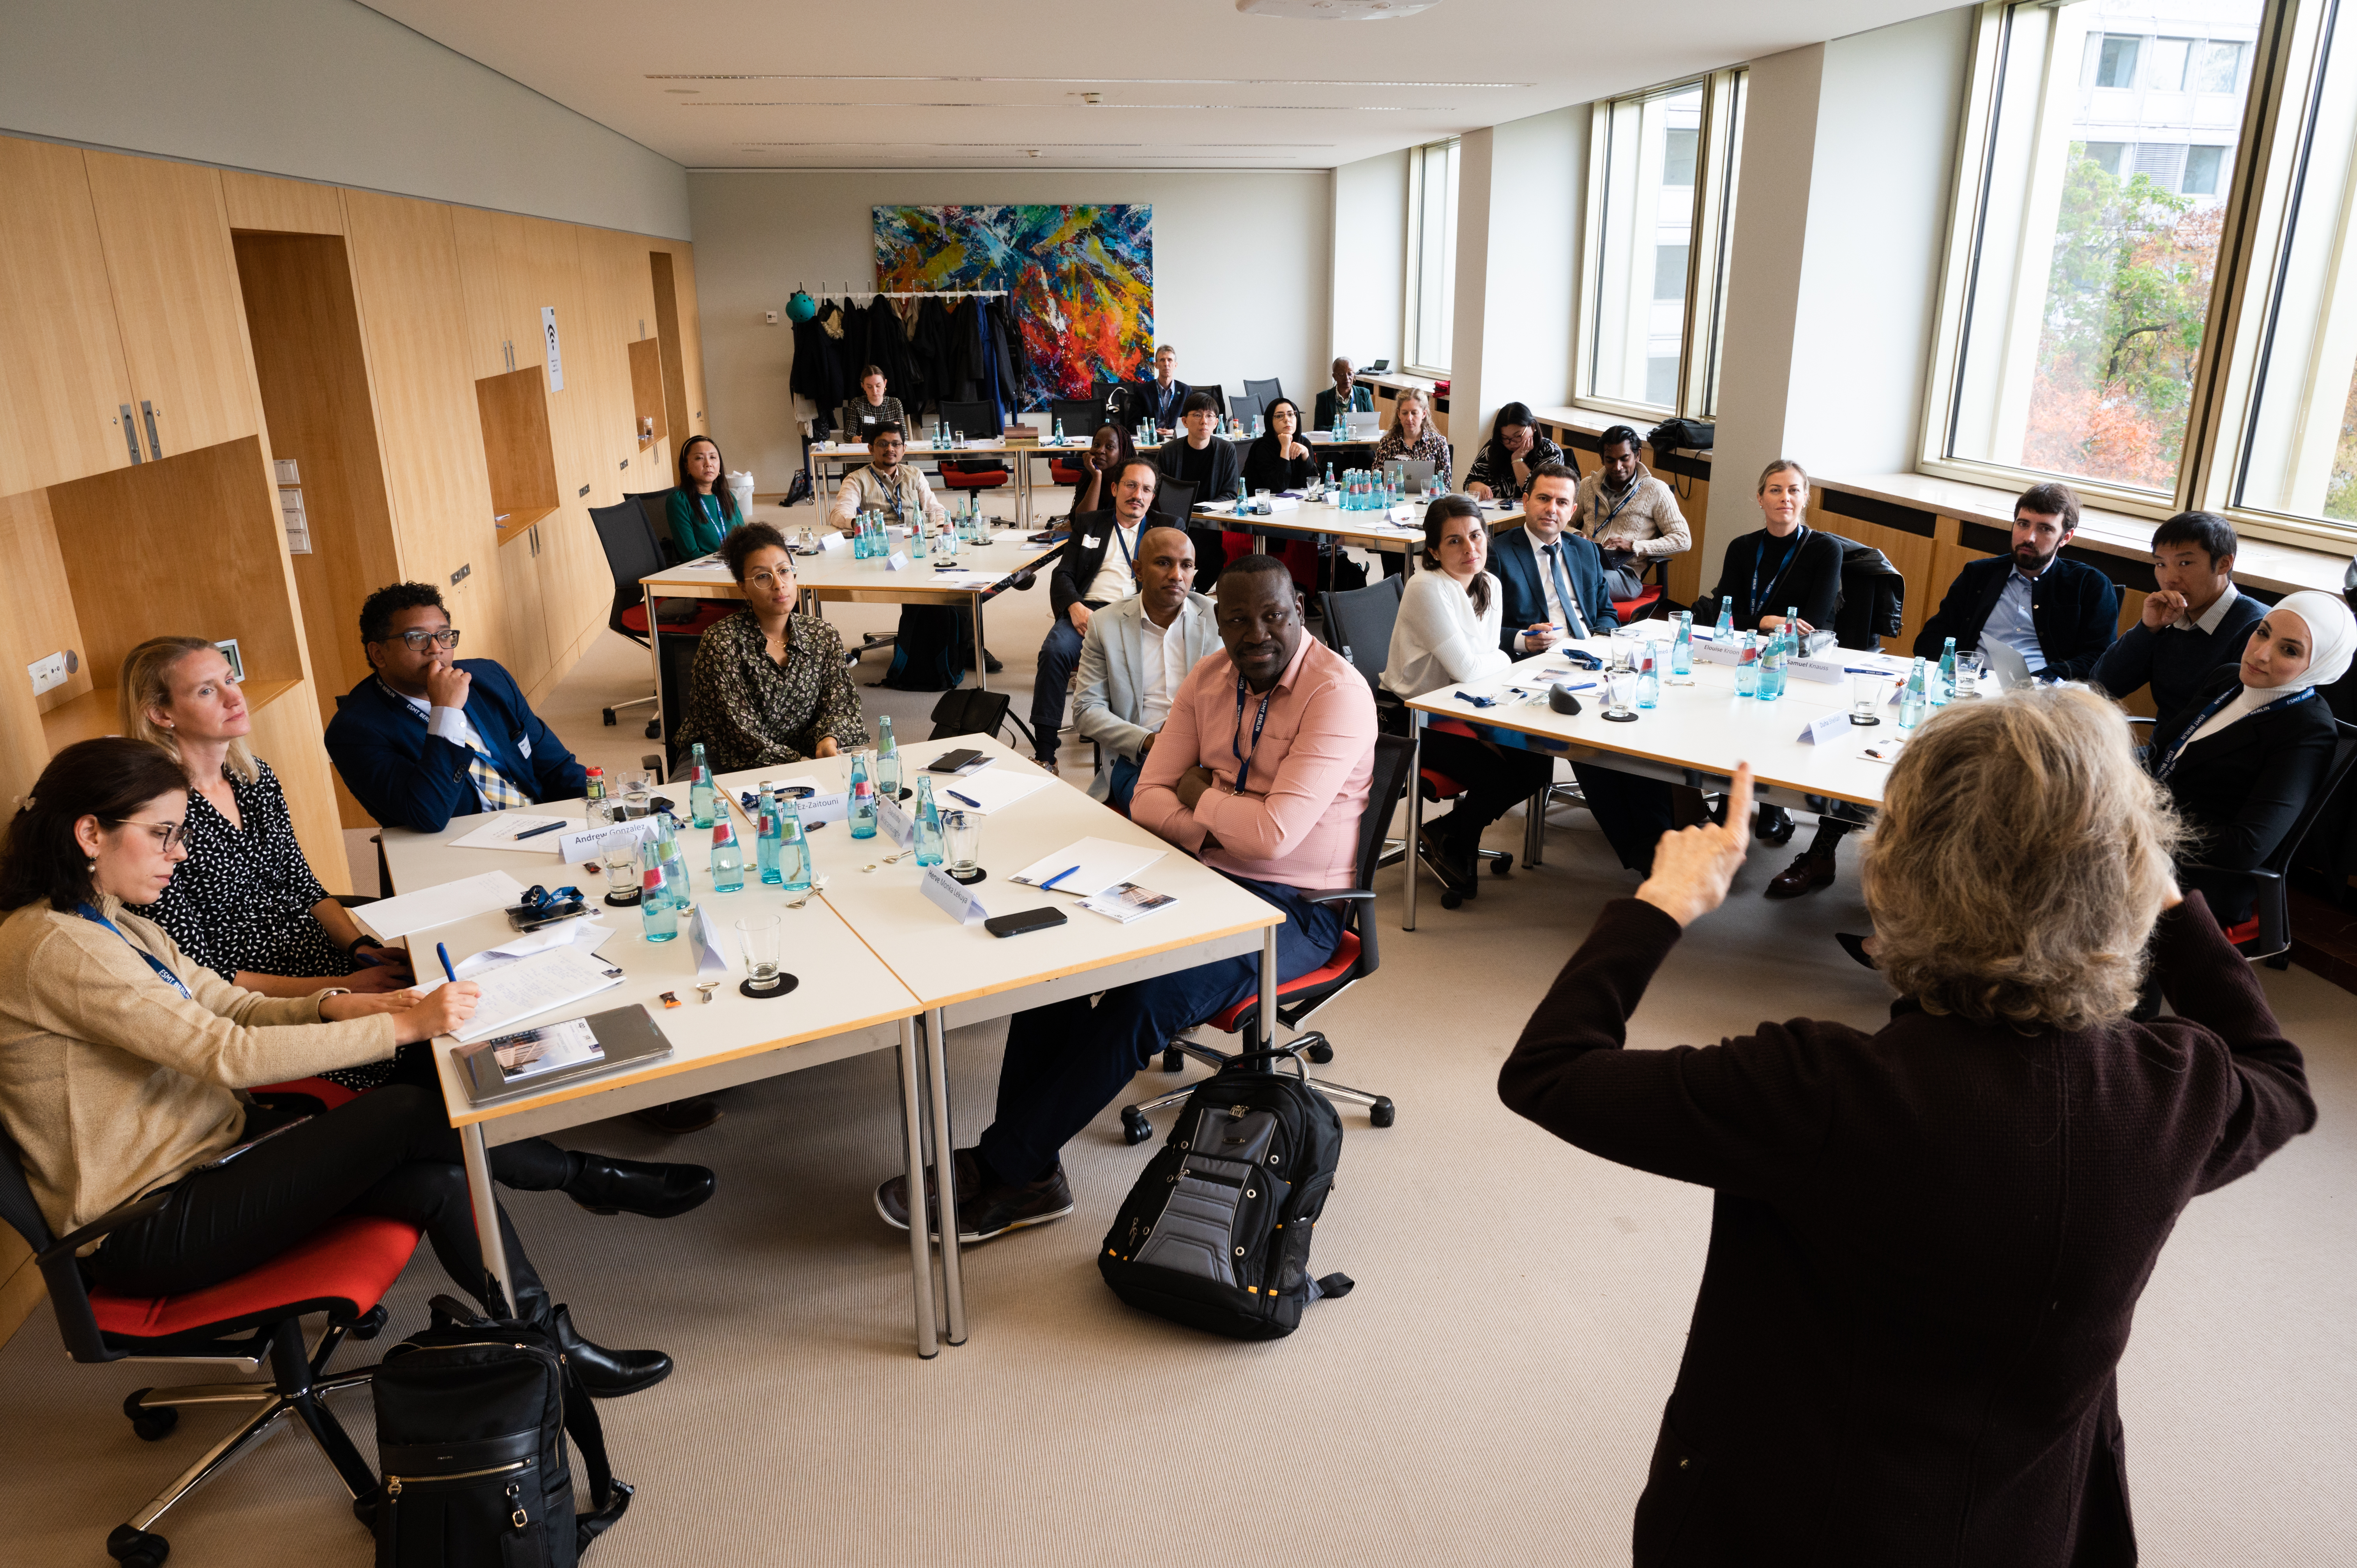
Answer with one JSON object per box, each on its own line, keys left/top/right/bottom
{"left": 1524, "top": 784, "right": 1546, "bottom": 868}
{"left": 896, "top": 1016, "right": 939, "bottom": 1359}
{"left": 642, "top": 583, "right": 664, "bottom": 749}
{"left": 1405, "top": 713, "right": 1422, "bottom": 932}
{"left": 971, "top": 592, "right": 989, "bottom": 693}
{"left": 1260, "top": 925, "right": 1279, "bottom": 1051}
{"left": 923, "top": 1008, "right": 968, "bottom": 1346}
{"left": 458, "top": 1123, "right": 514, "bottom": 1319}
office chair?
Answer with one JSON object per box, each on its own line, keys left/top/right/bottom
{"left": 936, "top": 399, "right": 1011, "bottom": 493}
{"left": 927, "top": 689, "right": 1014, "bottom": 744}
{"left": 1148, "top": 477, "right": 1198, "bottom": 519}
{"left": 1608, "top": 555, "right": 1668, "bottom": 625}
{"left": 1121, "top": 732, "right": 1414, "bottom": 1143}
{"left": 1243, "top": 376, "right": 1285, "bottom": 408}
{"left": 591, "top": 501, "right": 731, "bottom": 739}
{"left": 1051, "top": 397, "right": 1103, "bottom": 440}
{"left": 2180, "top": 719, "right": 2357, "bottom": 966}
{"left": 1229, "top": 394, "right": 1264, "bottom": 433}
{"left": 0, "top": 1124, "right": 417, "bottom": 1568}
{"left": 1319, "top": 575, "right": 1517, "bottom": 907}
{"left": 1200, "top": 385, "right": 1228, "bottom": 416}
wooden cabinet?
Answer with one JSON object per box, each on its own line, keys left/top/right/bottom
{"left": 82, "top": 151, "right": 260, "bottom": 463}
{"left": 0, "top": 138, "right": 136, "bottom": 494}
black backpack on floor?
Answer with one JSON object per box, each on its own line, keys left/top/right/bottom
{"left": 1099, "top": 1059, "right": 1353, "bottom": 1340}
{"left": 370, "top": 1296, "right": 633, "bottom": 1568}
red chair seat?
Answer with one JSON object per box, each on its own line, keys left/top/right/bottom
{"left": 1206, "top": 931, "right": 1364, "bottom": 1033}
{"left": 90, "top": 1215, "right": 421, "bottom": 1342}
{"left": 621, "top": 600, "right": 735, "bottom": 637}
{"left": 1611, "top": 586, "right": 1663, "bottom": 623}
{"left": 1048, "top": 458, "right": 1087, "bottom": 485}
{"left": 2222, "top": 915, "right": 2260, "bottom": 946}
{"left": 253, "top": 1076, "right": 360, "bottom": 1110}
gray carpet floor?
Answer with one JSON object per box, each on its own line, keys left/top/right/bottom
{"left": 6, "top": 526, "right": 2352, "bottom": 1566}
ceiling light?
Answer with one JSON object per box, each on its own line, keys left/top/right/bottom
{"left": 647, "top": 73, "right": 1525, "bottom": 88}
{"left": 1236, "top": 0, "right": 1441, "bottom": 16}
{"left": 663, "top": 88, "right": 699, "bottom": 94}
{"left": 684, "top": 101, "right": 1423, "bottom": 111}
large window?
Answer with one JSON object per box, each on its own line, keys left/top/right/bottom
{"left": 1402, "top": 138, "right": 1459, "bottom": 376}
{"left": 1578, "top": 69, "right": 1745, "bottom": 418}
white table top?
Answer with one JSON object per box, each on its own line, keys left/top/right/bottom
{"left": 714, "top": 736, "right": 1282, "bottom": 1029}
{"left": 1405, "top": 627, "right": 1911, "bottom": 809}
{"left": 382, "top": 818, "right": 922, "bottom": 1136}
{"left": 1192, "top": 496, "right": 1526, "bottom": 551}
{"left": 641, "top": 528, "right": 1057, "bottom": 599}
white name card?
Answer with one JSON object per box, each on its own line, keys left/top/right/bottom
{"left": 920, "top": 864, "right": 987, "bottom": 925}
{"left": 556, "top": 817, "right": 661, "bottom": 867}
{"left": 1796, "top": 710, "right": 1858, "bottom": 746}
{"left": 876, "top": 793, "right": 914, "bottom": 848}
{"left": 885, "top": 550, "right": 911, "bottom": 571}
{"left": 795, "top": 789, "right": 850, "bottom": 827}
{"left": 820, "top": 531, "right": 848, "bottom": 551}
{"left": 683, "top": 904, "right": 730, "bottom": 976}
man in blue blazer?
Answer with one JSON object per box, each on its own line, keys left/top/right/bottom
{"left": 326, "top": 582, "right": 588, "bottom": 834}
{"left": 1914, "top": 482, "right": 2121, "bottom": 681}
{"left": 1488, "top": 463, "right": 1617, "bottom": 654}
{"left": 1128, "top": 343, "right": 1190, "bottom": 431}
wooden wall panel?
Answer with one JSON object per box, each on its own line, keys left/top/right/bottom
{"left": 223, "top": 171, "right": 345, "bottom": 236}
{"left": 247, "top": 679, "right": 349, "bottom": 893}
{"left": 0, "top": 138, "right": 134, "bottom": 495}
{"left": 81, "top": 152, "right": 260, "bottom": 461}
{"left": 0, "top": 491, "right": 83, "bottom": 814}
{"left": 650, "top": 249, "right": 691, "bottom": 455}
{"left": 652, "top": 241, "right": 709, "bottom": 438}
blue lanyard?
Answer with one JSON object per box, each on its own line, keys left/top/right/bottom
{"left": 1111, "top": 521, "right": 1136, "bottom": 568}
{"left": 2156, "top": 685, "right": 2316, "bottom": 781}
{"left": 1749, "top": 527, "right": 1806, "bottom": 622}
{"left": 1231, "top": 673, "right": 1277, "bottom": 795}
{"left": 698, "top": 493, "right": 725, "bottom": 528}
{"left": 78, "top": 904, "right": 194, "bottom": 1000}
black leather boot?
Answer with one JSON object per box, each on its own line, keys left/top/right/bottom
{"left": 564, "top": 1155, "right": 716, "bottom": 1219}
{"left": 551, "top": 1303, "right": 673, "bottom": 1399}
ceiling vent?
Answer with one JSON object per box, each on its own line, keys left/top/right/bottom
{"left": 1236, "top": 0, "right": 1440, "bottom": 18}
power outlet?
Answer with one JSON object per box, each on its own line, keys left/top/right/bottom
{"left": 28, "top": 652, "right": 68, "bottom": 696}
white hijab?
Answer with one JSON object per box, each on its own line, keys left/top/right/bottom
{"left": 2186, "top": 588, "right": 2356, "bottom": 745}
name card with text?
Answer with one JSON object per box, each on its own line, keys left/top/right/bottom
{"left": 557, "top": 817, "right": 661, "bottom": 867}
{"left": 1796, "top": 710, "right": 1861, "bottom": 745}
{"left": 876, "top": 793, "right": 915, "bottom": 848}
{"left": 920, "top": 864, "right": 987, "bottom": 925}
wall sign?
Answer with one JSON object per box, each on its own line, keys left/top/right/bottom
{"left": 541, "top": 306, "right": 564, "bottom": 390}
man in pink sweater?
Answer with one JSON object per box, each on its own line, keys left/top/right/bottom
{"left": 876, "top": 555, "right": 1377, "bottom": 1243}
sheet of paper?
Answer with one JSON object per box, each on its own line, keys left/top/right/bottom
{"left": 449, "top": 944, "right": 626, "bottom": 1044}
{"left": 920, "top": 864, "right": 987, "bottom": 925}
{"left": 454, "top": 920, "right": 614, "bottom": 978}
{"left": 448, "top": 812, "right": 578, "bottom": 851}
{"left": 357, "top": 871, "right": 528, "bottom": 941}
{"left": 1078, "top": 882, "right": 1180, "bottom": 923}
{"left": 932, "top": 767, "right": 1050, "bottom": 816}
{"left": 1007, "top": 837, "right": 1165, "bottom": 899}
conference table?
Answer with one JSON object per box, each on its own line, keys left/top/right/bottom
{"left": 809, "top": 437, "right": 1048, "bottom": 530}
{"left": 1399, "top": 622, "right": 1915, "bottom": 928}
{"left": 1189, "top": 494, "right": 1527, "bottom": 575}
{"left": 380, "top": 735, "right": 1285, "bottom": 1357}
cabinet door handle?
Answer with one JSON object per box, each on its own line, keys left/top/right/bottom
{"left": 120, "top": 405, "right": 143, "bottom": 464}
{"left": 141, "top": 401, "right": 162, "bottom": 461}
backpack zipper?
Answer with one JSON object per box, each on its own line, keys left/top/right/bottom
{"left": 383, "top": 1457, "right": 533, "bottom": 1497}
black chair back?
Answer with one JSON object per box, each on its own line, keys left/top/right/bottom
{"left": 0, "top": 1123, "right": 53, "bottom": 1254}
{"left": 938, "top": 400, "right": 998, "bottom": 440}
{"left": 1244, "top": 377, "right": 1285, "bottom": 408}
{"left": 928, "top": 689, "right": 1012, "bottom": 743}
{"left": 1823, "top": 532, "right": 1906, "bottom": 651}
{"left": 591, "top": 501, "right": 667, "bottom": 646}
{"left": 1149, "top": 477, "right": 1197, "bottom": 519}
{"left": 2268, "top": 720, "right": 2357, "bottom": 878}
{"left": 1320, "top": 574, "right": 1405, "bottom": 694}
{"left": 657, "top": 623, "right": 703, "bottom": 772}
{"left": 1346, "top": 735, "right": 1416, "bottom": 978}
{"left": 1230, "top": 394, "right": 1264, "bottom": 432}
{"left": 1051, "top": 398, "right": 1103, "bottom": 437}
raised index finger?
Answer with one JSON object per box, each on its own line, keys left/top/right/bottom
{"left": 1724, "top": 763, "right": 1755, "bottom": 853}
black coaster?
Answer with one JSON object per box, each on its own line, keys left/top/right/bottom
{"left": 947, "top": 866, "right": 988, "bottom": 885}
{"left": 1601, "top": 711, "right": 1640, "bottom": 723}
{"left": 1849, "top": 714, "right": 1882, "bottom": 727}
{"left": 895, "top": 788, "right": 913, "bottom": 802}
{"left": 603, "top": 890, "right": 642, "bottom": 909}
{"left": 740, "top": 974, "right": 800, "bottom": 999}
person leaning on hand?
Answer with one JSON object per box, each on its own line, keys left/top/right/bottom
{"left": 1073, "top": 526, "right": 1221, "bottom": 810}
{"left": 1499, "top": 689, "right": 2314, "bottom": 1566}
{"left": 0, "top": 740, "right": 717, "bottom": 1397}
{"left": 2092, "top": 510, "right": 2265, "bottom": 731}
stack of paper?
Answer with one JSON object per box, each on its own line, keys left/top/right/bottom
{"left": 446, "top": 945, "right": 626, "bottom": 1044}
{"left": 1008, "top": 837, "right": 1166, "bottom": 898}
{"left": 449, "top": 812, "right": 579, "bottom": 851}
{"left": 933, "top": 768, "right": 1051, "bottom": 815}
{"left": 356, "top": 871, "right": 528, "bottom": 941}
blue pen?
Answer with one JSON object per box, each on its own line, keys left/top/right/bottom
{"left": 435, "top": 941, "right": 456, "bottom": 984}
{"left": 1843, "top": 666, "right": 1893, "bottom": 676}
{"left": 1038, "top": 864, "right": 1081, "bottom": 891}
{"left": 948, "top": 789, "right": 982, "bottom": 808}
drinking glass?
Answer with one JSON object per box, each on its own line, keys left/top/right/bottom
{"left": 1954, "top": 652, "right": 1982, "bottom": 697}
{"left": 951, "top": 428, "right": 965, "bottom": 449}
{"left": 942, "top": 810, "right": 982, "bottom": 879}
{"left": 737, "top": 914, "right": 784, "bottom": 992}
{"left": 1850, "top": 672, "right": 1885, "bottom": 725}
{"left": 623, "top": 772, "right": 653, "bottom": 819}
{"left": 601, "top": 842, "right": 641, "bottom": 900}
{"left": 1606, "top": 671, "right": 1638, "bottom": 717}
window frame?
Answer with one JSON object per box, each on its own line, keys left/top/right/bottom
{"left": 1918, "top": 0, "right": 2330, "bottom": 546}
{"left": 1400, "top": 137, "right": 1460, "bottom": 378}
{"left": 1573, "top": 67, "right": 1746, "bottom": 422}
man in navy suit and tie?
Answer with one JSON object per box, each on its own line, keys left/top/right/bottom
{"left": 1488, "top": 462, "right": 1616, "bottom": 655}
{"left": 1130, "top": 343, "right": 1190, "bottom": 432}
{"left": 326, "top": 582, "right": 588, "bottom": 834}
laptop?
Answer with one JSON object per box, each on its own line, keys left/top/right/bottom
{"left": 1978, "top": 637, "right": 2036, "bottom": 691}
{"left": 1344, "top": 410, "right": 1382, "bottom": 436}
{"left": 1368, "top": 359, "right": 1390, "bottom": 373}
{"left": 1395, "top": 458, "right": 1437, "bottom": 496}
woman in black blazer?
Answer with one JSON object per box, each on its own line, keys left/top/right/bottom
{"left": 2147, "top": 589, "right": 2353, "bottom": 922}
{"left": 1502, "top": 690, "right": 2314, "bottom": 1566}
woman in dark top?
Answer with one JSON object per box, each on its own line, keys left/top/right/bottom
{"left": 2145, "top": 590, "right": 2352, "bottom": 922}
{"left": 665, "top": 434, "right": 741, "bottom": 559}
{"left": 1693, "top": 459, "right": 1843, "bottom": 635}
{"left": 675, "top": 522, "right": 870, "bottom": 772}
{"left": 1064, "top": 421, "right": 1138, "bottom": 520}
{"left": 1501, "top": 692, "right": 2312, "bottom": 1567}
{"left": 1463, "top": 401, "right": 1564, "bottom": 503}
{"left": 1241, "top": 397, "right": 1315, "bottom": 493}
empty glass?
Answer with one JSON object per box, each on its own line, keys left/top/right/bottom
{"left": 737, "top": 914, "right": 784, "bottom": 992}
{"left": 601, "top": 842, "right": 641, "bottom": 901}
{"left": 942, "top": 810, "right": 981, "bottom": 879}
{"left": 1850, "top": 672, "right": 1885, "bottom": 725}
{"left": 1606, "top": 671, "right": 1639, "bottom": 717}
{"left": 623, "top": 772, "right": 653, "bottom": 819}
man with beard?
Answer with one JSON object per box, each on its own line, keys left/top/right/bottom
{"left": 1071, "top": 525, "right": 1221, "bottom": 810}
{"left": 1574, "top": 426, "right": 1691, "bottom": 600}
{"left": 1913, "top": 482, "right": 2120, "bottom": 682}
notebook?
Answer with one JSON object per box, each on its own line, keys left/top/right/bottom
{"left": 453, "top": 1006, "right": 673, "bottom": 1105}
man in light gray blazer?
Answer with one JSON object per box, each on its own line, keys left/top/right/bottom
{"left": 1073, "top": 525, "right": 1222, "bottom": 808}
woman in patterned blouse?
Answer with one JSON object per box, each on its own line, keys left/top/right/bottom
{"left": 1374, "top": 387, "right": 1453, "bottom": 492}
{"left": 1463, "top": 401, "right": 1564, "bottom": 503}
{"left": 675, "top": 521, "right": 871, "bottom": 772}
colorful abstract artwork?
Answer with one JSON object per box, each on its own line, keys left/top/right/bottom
{"left": 874, "top": 204, "right": 1152, "bottom": 411}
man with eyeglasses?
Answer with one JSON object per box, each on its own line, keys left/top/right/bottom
{"left": 326, "top": 581, "right": 587, "bottom": 833}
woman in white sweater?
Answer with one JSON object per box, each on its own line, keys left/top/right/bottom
{"left": 1383, "top": 495, "right": 1556, "bottom": 898}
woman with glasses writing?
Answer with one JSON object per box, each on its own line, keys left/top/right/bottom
{"left": 323, "top": 583, "right": 588, "bottom": 835}
{"left": 675, "top": 522, "right": 870, "bottom": 773}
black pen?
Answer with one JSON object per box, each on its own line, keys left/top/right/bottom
{"left": 513, "top": 819, "right": 567, "bottom": 841}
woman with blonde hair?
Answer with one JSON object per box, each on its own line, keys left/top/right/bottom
{"left": 1500, "top": 687, "right": 2313, "bottom": 1565}
{"left": 120, "top": 638, "right": 417, "bottom": 1082}
{"left": 1373, "top": 387, "right": 1452, "bottom": 492}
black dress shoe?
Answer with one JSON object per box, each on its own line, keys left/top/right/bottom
{"left": 550, "top": 1304, "right": 672, "bottom": 1398}
{"left": 984, "top": 649, "right": 1004, "bottom": 674}
{"left": 1756, "top": 805, "right": 1796, "bottom": 847}
{"left": 565, "top": 1155, "right": 716, "bottom": 1219}
{"left": 630, "top": 1097, "right": 721, "bottom": 1135}
{"left": 1836, "top": 932, "right": 1876, "bottom": 969}
{"left": 1764, "top": 852, "right": 1837, "bottom": 899}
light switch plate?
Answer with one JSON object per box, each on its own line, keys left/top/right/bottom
{"left": 28, "top": 652, "right": 67, "bottom": 695}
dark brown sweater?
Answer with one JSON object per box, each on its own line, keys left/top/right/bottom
{"left": 1499, "top": 894, "right": 2313, "bottom": 1568}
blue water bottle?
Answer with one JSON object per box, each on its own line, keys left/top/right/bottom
{"left": 1933, "top": 637, "right": 1958, "bottom": 708}
{"left": 1898, "top": 657, "right": 1929, "bottom": 730}
{"left": 1734, "top": 631, "right": 1759, "bottom": 697}
{"left": 1756, "top": 626, "right": 1788, "bottom": 702}
{"left": 709, "top": 820, "right": 745, "bottom": 893}
{"left": 1670, "top": 611, "right": 1693, "bottom": 682}
{"left": 875, "top": 715, "right": 901, "bottom": 798}
{"left": 687, "top": 745, "right": 716, "bottom": 830}
{"left": 849, "top": 751, "right": 877, "bottom": 840}
{"left": 1637, "top": 645, "right": 1660, "bottom": 709}
{"left": 912, "top": 776, "right": 945, "bottom": 867}
{"left": 1714, "top": 598, "right": 1734, "bottom": 643}
{"left": 656, "top": 817, "right": 692, "bottom": 906}
{"left": 756, "top": 782, "right": 783, "bottom": 885}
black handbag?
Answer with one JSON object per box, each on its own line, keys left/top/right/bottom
{"left": 1644, "top": 417, "right": 1714, "bottom": 455}
{"left": 370, "top": 1296, "right": 632, "bottom": 1567}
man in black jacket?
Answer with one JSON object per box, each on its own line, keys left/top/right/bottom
{"left": 1030, "top": 457, "right": 1159, "bottom": 768}
{"left": 1914, "top": 482, "right": 2121, "bottom": 680}
{"left": 1156, "top": 391, "right": 1242, "bottom": 592}
{"left": 2091, "top": 510, "right": 2265, "bottom": 729}
{"left": 1129, "top": 343, "right": 1190, "bottom": 432}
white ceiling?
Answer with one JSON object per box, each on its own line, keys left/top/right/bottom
{"left": 366, "top": 0, "right": 1963, "bottom": 171}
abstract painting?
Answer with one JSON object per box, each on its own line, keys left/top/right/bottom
{"left": 874, "top": 204, "right": 1152, "bottom": 411}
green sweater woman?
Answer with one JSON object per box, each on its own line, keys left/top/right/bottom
{"left": 665, "top": 434, "right": 742, "bottom": 558}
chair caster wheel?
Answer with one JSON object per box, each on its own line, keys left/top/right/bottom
{"left": 1440, "top": 889, "right": 1463, "bottom": 910}
{"left": 644, "top": 719, "right": 662, "bottom": 739}
{"left": 107, "top": 1523, "right": 170, "bottom": 1566}
{"left": 1490, "top": 852, "right": 1513, "bottom": 877}
{"left": 1161, "top": 1046, "right": 1186, "bottom": 1072}
{"left": 1306, "top": 1041, "right": 1334, "bottom": 1065}
{"left": 601, "top": 708, "right": 617, "bottom": 726}
{"left": 123, "top": 1390, "right": 178, "bottom": 1442}
{"left": 1120, "top": 1107, "right": 1154, "bottom": 1145}
{"left": 349, "top": 1304, "right": 389, "bottom": 1341}
{"left": 1368, "top": 1097, "right": 1396, "bottom": 1128}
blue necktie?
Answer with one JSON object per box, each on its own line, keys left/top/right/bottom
{"left": 1544, "top": 543, "right": 1588, "bottom": 639}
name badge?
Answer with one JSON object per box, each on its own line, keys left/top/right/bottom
{"left": 796, "top": 789, "right": 850, "bottom": 827}
{"left": 876, "top": 793, "right": 914, "bottom": 848}
{"left": 556, "top": 817, "right": 661, "bottom": 867}
{"left": 920, "top": 864, "right": 987, "bottom": 925}
{"left": 1083, "top": 534, "right": 1103, "bottom": 549}
{"left": 1796, "top": 710, "right": 1856, "bottom": 746}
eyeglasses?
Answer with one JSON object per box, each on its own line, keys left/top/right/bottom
{"left": 390, "top": 628, "right": 463, "bottom": 652}
{"left": 747, "top": 569, "right": 795, "bottom": 590}
{"left": 109, "top": 819, "right": 188, "bottom": 854}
